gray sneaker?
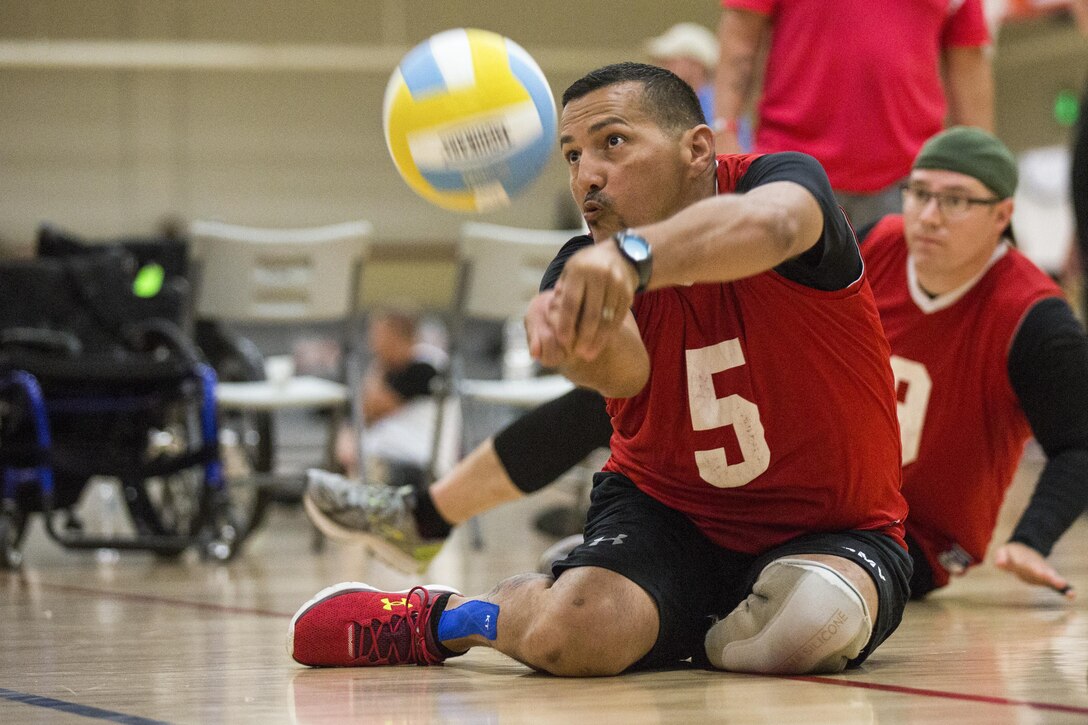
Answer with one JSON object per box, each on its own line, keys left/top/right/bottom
{"left": 303, "top": 469, "right": 443, "bottom": 574}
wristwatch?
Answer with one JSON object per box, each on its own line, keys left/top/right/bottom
{"left": 614, "top": 229, "right": 653, "bottom": 293}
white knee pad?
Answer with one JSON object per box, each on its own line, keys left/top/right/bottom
{"left": 705, "top": 558, "right": 873, "bottom": 674}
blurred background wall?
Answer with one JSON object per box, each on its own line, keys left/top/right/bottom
{"left": 0, "top": 0, "right": 1085, "bottom": 253}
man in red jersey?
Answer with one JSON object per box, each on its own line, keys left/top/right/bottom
{"left": 860, "top": 126, "right": 1087, "bottom": 600}
{"left": 305, "top": 128, "right": 1086, "bottom": 605}
{"left": 291, "top": 62, "right": 911, "bottom": 676}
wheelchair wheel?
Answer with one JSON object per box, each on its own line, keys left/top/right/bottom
{"left": 198, "top": 319, "right": 276, "bottom": 545}
{"left": 124, "top": 465, "right": 272, "bottom": 562}
{"left": 121, "top": 388, "right": 273, "bottom": 559}
{"left": 215, "top": 410, "right": 275, "bottom": 546}
{"left": 123, "top": 471, "right": 202, "bottom": 558}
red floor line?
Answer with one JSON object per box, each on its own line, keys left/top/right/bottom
{"left": 32, "top": 581, "right": 1088, "bottom": 715}
{"left": 791, "top": 675, "right": 1088, "bottom": 715}
{"left": 36, "top": 581, "right": 293, "bottom": 618}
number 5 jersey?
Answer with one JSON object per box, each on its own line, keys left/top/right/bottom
{"left": 597, "top": 153, "right": 909, "bottom": 554}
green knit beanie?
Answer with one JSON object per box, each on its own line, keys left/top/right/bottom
{"left": 913, "top": 126, "right": 1018, "bottom": 199}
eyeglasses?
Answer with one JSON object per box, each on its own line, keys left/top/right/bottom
{"left": 900, "top": 184, "right": 1002, "bottom": 219}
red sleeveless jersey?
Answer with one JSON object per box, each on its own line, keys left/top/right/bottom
{"left": 861, "top": 215, "right": 1063, "bottom": 586}
{"left": 602, "top": 155, "right": 907, "bottom": 554}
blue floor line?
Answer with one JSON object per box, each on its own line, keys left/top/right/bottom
{"left": 0, "top": 687, "right": 173, "bottom": 724}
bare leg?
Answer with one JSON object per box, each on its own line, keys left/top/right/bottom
{"left": 440, "top": 566, "right": 659, "bottom": 676}
{"left": 430, "top": 438, "right": 525, "bottom": 525}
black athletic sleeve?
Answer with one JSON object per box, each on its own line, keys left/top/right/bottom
{"left": 384, "top": 361, "right": 438, "bottom": 401}
{"left": 540, "top": 234, "right": 594, "bottom": 291}
{"left": 1072, "top": 81, "right": 1088, "bottom": 321}
{"left": 737, "top": 152, "right": 862, "bottom": 291}
{"left": 1006, "top": 297, "right": 1088, "bottom": 555}
{"left": 494, "top": 387, "right": 612, "bottom": 493}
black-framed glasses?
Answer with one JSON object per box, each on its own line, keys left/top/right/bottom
{"left": 900, "top": 184, "right": 1002, "bottom": 218}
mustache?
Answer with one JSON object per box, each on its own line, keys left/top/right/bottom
{"left": 583, "top": 190, "right": 612, "bottom": 210}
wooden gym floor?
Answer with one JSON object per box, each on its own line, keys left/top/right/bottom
{"left": 2, "top": 445, "right": 1087, "bottom": 724}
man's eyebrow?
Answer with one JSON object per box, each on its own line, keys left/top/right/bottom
{"left": 560, "top": 116, "right": 630, "bottom": 146}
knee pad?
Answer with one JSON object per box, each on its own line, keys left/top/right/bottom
{"left": 705, "top": 558, "right": 872, "bottom": 674}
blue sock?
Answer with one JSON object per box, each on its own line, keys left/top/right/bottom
{"left": 437, "top": 600, "right": 499, "bottom": 642}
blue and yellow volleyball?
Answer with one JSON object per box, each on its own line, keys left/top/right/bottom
{"left": 382, "top": 28, "right": 557, "bottom": 213}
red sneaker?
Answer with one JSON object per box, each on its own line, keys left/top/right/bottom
{"left": 288, "top": 581, "right": 460, "bottom": 667}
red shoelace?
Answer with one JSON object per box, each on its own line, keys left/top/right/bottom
{"left": 352, "top": 585, "right": 443, "bottom": 665}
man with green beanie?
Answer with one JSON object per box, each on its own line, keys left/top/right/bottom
{"left": 861, "top": 125, "right": 1088, "bottom": 599}
{"left": 306, "top": 126, "right": 1088, "bottom": 606}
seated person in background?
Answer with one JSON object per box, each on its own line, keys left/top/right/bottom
{"left": 333, "top": 308, "right": 446, "bottom": 488}
{"left": 860, "top": 127, "right": 1088, "bottom": 600}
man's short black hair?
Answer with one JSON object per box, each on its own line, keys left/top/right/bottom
{"left": 561, "top": 62, "right": 706, "bottom": 133}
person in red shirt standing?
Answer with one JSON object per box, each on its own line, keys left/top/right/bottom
{"left": 290, "top": 62, "right": 911, "bottom": 676}
{"left": 714, "top": 0, "right": 993, "bottom": 228}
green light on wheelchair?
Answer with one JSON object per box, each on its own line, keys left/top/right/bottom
{"left": 133, "top": 263, "right": 165, "bottom": 298}
{"left": 1054, "top": 90, "right": 1079, "bottom": 128}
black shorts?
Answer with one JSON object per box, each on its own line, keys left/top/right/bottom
{"left": 903, "top": 530, "right": 936, "bottom": 599}
{"left": 552, "top": 472, "right": 912, "bottom": 670}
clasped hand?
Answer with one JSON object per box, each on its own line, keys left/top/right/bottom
{"left": 526, "top": 242, "right": 638, "bottom": 368}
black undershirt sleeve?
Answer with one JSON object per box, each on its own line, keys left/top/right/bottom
{"left": 540, "top": 235, "right": 594, "bottom": 292}
{"left": 1073, "top": 81, "right": 1088, "bottom": 320}
{"left": 1006, "top": 297, "right": 1088, "bottom": 555}
{"left": 738, "top": 152, "right": 863, "bottom": 291}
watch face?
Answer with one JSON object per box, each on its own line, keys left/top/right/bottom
{"left": 620, "top": 234, "right": 650, "bottom": 262}
{"left": 616, "top": 231, "right": 652, "bottom": 291}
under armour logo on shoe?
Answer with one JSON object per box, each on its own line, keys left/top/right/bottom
{"left": 588, "top": 534, "right": 627, "bottom": 546}
{"left": 381, "top": 597, "right": 414, "bottom": 611}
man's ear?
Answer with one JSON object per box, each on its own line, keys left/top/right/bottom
{"left": 686, "top": 124, "right": 716, "bottom": 177}
{"left": 994, "top": 198, "right": 1014, "bottom": 236}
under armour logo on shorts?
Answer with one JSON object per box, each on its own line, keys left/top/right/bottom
{"left": 588, "top": 534, "right": 628, "bottom": 546}
{"left": 841, "top": 545, "right": 887, "bottom": 582}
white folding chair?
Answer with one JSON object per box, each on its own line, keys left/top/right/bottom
{"left": 454, "top": 221, "right": 581, "bottom": 408}
{"left": 452, "top": 223, "right": 602, "bottom": 545}
{"left": 190, "top": 220, "right": 372, "bottom": 488}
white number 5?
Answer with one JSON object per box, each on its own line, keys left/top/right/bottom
{"left": 686, "top": 339, "right": 770, "bottom": 488}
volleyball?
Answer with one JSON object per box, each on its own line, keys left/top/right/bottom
{"left": 382, "top": 28, "right": 557, "bottom": 213}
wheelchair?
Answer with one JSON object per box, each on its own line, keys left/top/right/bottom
{"left": 0, "top": 234, "right": 270, "bottom": 568}
{"left": 37, "top": 224, "right": 277, "bottom": 481}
